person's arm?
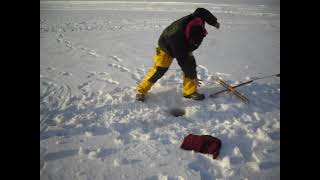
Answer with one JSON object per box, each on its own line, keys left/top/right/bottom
{"left": 177, "top": 54, "right": 197, "bottom": 79}
{"left": 193, "top": 8, "right": 220, "bottom": 29}
{"left": 169, "top": 39, "right": 197, "bottom": 79}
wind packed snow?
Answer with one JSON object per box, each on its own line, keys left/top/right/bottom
{"left": 40, "top": 1, "right": 280, "bottom": 179}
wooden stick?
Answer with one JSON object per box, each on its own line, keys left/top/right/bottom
{"left": 215, "top": 78, "right": 249, "bottom": 103}
{"left": 210, "top": 80, "right": 253, "bottom": 97}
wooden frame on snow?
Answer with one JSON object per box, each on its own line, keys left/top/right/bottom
{"left": 214, "top": 78, "right": 249, "bottom": 104}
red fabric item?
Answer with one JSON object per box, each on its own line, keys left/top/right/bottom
{"left": 180, "top": 134, "right": 222, "bottom": 159}
{"left": 185, "top": 17, "right": 208, "bottom": 41}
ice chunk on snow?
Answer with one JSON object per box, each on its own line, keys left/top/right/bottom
{"left": 85, "top": 131, "right": 93, "bottom": 137}
{"left": 113, "top": 159, "right": 120, "bottom": 167}
{"left": 247, "top": 162, "right": 260, "bottom": 171}
{"left": 256, "top": 128, "right": 271, "bottom": 141}
{"left": 105, "top": 79, "right": 119, "bottom": 85}
{"left": 79, "top": 147, "right": 89, "bottom": 156}
{"left": 54, "top": 115, "right": 64, "bottom": 125}
{"left": 220, "top": 104, "right": 229, "bottom": 111}
{"left": 88, "top": 151, "right": 99, "bottom": 159}
{"left": 216, "top": 72, "right": 231, "bottom": 76}
{"left": 61, "top": 72, "right": 72, "bottom": 76}
{"left": 253, "top": 112, "right": 261, "bottom": 121}
{"left": 221, "top": 156, "right": 231, "bottom": 169}
{"left": 233, "top": 147, "right": 243, "bottom": 157}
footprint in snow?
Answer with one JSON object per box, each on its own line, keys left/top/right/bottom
{"left": 47, "top": 67, "right": 56, "bottom": 71}
{"left": 110, "top": 55, "right": 123, "bottom": 62}
{"left": 78, "top": 81, "right": 92, "bottom": 90}
{"left": 64, "top": 40, "right": 74, "bottom": 49}
{"left": 105, "top": 79, "right": 119, "bottom": 85}
{"left": 80, "top": 47, "right": 101, "bottom": 57}
{"left": 87, "top": 71, "right": 109, "bottom": 78}
{"left": 80, "top": 47, "right": 90, "bottom": 51}
{"left": 108, "top": 63, "right": 130, "bottom": 72}
{"left": 145, "top": 175, "right": 185, "bottom": 180}
{"left": 97, "top": 72, "right": 109, "bottom": 76}
{"left": 187, "top": 155, "right": 216, "bottom": 180}
{"left": 120, "top": 158, "right": 142, "bottom": 165}
{"left": 86, "top": 50, "right": 100, "bottom": 57}
{"left": 131, "top": 73, "right": 141, "bottom": 83}
{"left": 60, "top": 72, "right": 72, "bottom": 76}
{"left": 86, "top": 72, "right": 96, "bottom": 78}
{"left": 113, "top": 158, "right": 142, "bottom": 167}
{"left": 96, "top": 77, "right": 119, "bottom": 85}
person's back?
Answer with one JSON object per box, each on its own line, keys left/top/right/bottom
{"left": 136, "top": 8, "right": 220, "bottom": 102}
{"left": 159, "top": 8, "right": 219, "bottom": 57}
{"left": 158, "top": 15, "right": 190, "bottom": 58}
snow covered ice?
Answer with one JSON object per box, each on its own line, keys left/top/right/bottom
{"left": 40, "top": 0, "right": 280, "bottom": 179}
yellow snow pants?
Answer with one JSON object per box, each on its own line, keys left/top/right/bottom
{"left": 137, "top": 48, "right": 197, "bottom": 96}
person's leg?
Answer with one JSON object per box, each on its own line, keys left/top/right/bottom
{"left": 137, "top": 48, "right": 173, "bottom": 97}
{"left": 183, "top": 77, "right": 205, "bottom": 100}
{"left": 182, "top": 77, "right": 198, "bottom": 96}
{"left": 177, "top": 53, "right": 204, "bottom": 101}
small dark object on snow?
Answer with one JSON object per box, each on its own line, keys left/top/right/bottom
{"left": 183, "top": 92, "right": 205, "bottom": 100}
{"left": 169, "top": 108, "right": 185, "bottom": 117}
{"left": 180, "top": 134, "right": 222, "bottom": 159}
{"left": 136, "top": 93, "right": 145, "bottom": 102}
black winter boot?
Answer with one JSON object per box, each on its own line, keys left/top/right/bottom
{"left": 184, "top": 92, "right": 205, "bottom": 101}
{"left": 136, "top": 93, "right": 146, "bottom": 102}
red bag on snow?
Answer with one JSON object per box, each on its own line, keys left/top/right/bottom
{"left": 180, "top": 134, "right": 222, "bottom": 159}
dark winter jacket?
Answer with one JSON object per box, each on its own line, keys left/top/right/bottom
{"left": 158, "top": 8, "right": 219, "bottom": 79}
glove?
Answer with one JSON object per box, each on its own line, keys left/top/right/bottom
{"left": 193, "top": 78, "right": 203, "bottom": 87}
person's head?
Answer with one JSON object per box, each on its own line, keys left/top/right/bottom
{"left": 193, "top": 8, "right": 220, "bottom": 29}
